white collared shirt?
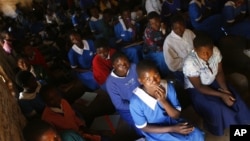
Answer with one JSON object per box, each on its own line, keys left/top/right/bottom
{"left": 72, "top": 40, "right": 90, "bottom": 55}
{"left": 19, "top": 82, "right": 41, "bottom": 100}
{"left": 163, "top": 29, "right": 195, "bottom": 71}
{"left": 183, "top": 46, "right": 222, "bottom": 89}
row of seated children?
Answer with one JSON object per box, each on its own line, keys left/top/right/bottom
{"left": 16, "top": 70, "right": 111, "bottom": 141}
{"left": 7, "top": 18, "right": 250, "bottom": 141}
{"left": 0, "top": 0, "right": 249, "bottom": 140}
{"left": 188, "top": 0, "right": 250, "bottom": 41}
{"left": 104, "top": 34, "right": 250, "bottom": 140}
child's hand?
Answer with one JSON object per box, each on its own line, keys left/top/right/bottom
{"left": 171, "top": 122, "right": 194, "bottom": 135}
{"left": 155, "top": 85, "right": 166, "bottom": 101}
{"left": 221, "top": 93, "right": 236, "bottom": 107}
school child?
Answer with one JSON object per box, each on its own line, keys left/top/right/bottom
{"left": 89, "top": 6, "right": 106, "bottom": 40}
{"left": 105, "top": 52, "right": 142, "bottom": 136}
{"left": 182, "top": 33, "right": 250, "bottom": 136}
{"left": 22, "top": 41, "right": 48, "bottom": 70}
{"left": 23, "top": 119, "right": 85, "bottom": 141}
{"left": 114, "top": 8, "right": 143, "bottom": 64}
{"left": 143, "top": 11, "right": 169, "bottom": 78}
{"left": 15, "top": 71, "right": 45, "bottom": 119}
{"left": 92, "top": 38, "right": 116, "bottom": 90}
{"left": 163, "top": 15, "right": 195, "bottom": 85}
{"left": 68, "top": 31, "right": 99, "bottom": 91}
{"left": 17, "top": 56, "right": 51, "bottom": 85}
{"left": 40, "top": 85, "right": 103, "bottom": 141}
{"left": 129, "top": 60, "right": 205, "bottom": 141}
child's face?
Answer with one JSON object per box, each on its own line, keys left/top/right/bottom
{"left": 17, "top": 58, "right": 30, "bottom": 71}
{"left": 38, "top": 129, "right": 61, "bottom": 141}
{"left": 70, "top": 34, "right": 81, "bottom": 45}
{"left": 45, "top": 88, "right": 62, "bottom": 108}
{"left": 113, "top": 57, "right": 130, "bottom": 77}
{"left": 122, "top": 10, "right": 131, "bottom": 20}
{"left": 172, "top": 21, "right": 185, "bottom": 37}
{"left": 195, "top": 45, "right": 213, "bottom": 62}
{"left": 149, "top": 18, "right": 161, "bottom": 31}
{"left": 96, "top": 47, "right": 109, "bottom": 59}
{"left": 138, "top": 68, "right": 161, "bottom": 89}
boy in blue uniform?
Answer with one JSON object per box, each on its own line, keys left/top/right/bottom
{"left": 129, "top": 60, "right": 204, "bottom": 141}
{"left": 106, "top": 52, "right": 142, "bottom": 136}
{"left": 68, "top": 31, "right": 99, "bottom": 91}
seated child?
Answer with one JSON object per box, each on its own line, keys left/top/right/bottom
{"left": 68, "top": 31, "right": 99, "bottom": 91}
{"left": 23, "top": 119, "right": 85, "bottom": 141}
{"left": 15, "top": 70, "right": 45, "bottom": 119}
{"left": 106, "top": 52, "right": 142, "bottom": 136}
{"left": 17, "top": 56, "right": 52, "bottom": 85}
{"left": 183, "top": 33, "right": 250, "bottom": 136}
{"left": 92, "top": 38, "right": 116, "bottom": 90}
{"left": 129, "top": 60, "right": 205, "bottom": 141}
{"left": 40, "top": 84, "right": 103, "bottom": 141}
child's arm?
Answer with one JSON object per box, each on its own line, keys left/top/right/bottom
{"left": 141, "top": 122, "right": 194, "bottom": 135}
{"left": 155, "top": 85, "right": 180, "bottom": 119}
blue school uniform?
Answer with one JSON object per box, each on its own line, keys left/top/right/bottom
{"left": 222, "top": 1, "right": 250, "bottom": 39}
{"left": 189, "top": 0, "right": 223, "bottom": 40}
{"left": 114, "top": 19, "right": 142, "bottom": 63}
{"left": 161, "top": 0, "right": 181, "bottom": 22}
{"left": 183, "top": 47, "right": 250, "bottom": 136}
{"left": 68, "top": 40, "right": 99, "bottom": 90}
{"left": 187, "top": 81, "right": 250, "bottom": 136}
{"left": 89, "top": 15, "right": 106, "bottom": 39}
{"left": 130, "top": 83, "right": 205, "bottom": 141}
{"left": 18, "top": 83, "right": 45, "bottom": 117}
{"left": 106, "top": 63, "right": 142, "bottom": 135}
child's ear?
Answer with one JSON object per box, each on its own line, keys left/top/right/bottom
{"left": 137, "top": 78, "right": 143, "bottom": 85}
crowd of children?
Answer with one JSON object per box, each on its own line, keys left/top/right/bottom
{"left": 0, "top": 0, "right": 250, "bottom": 141}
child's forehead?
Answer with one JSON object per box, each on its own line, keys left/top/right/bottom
{"left": 140, "top": 68, "right": 158, "bottom": 77}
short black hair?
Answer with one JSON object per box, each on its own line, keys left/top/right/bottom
{"left": 147, "top": 11, "right": 160, "bottom": 20}
{"left": 15, "top": 71, "right": 34, "bottom": 87}
{"left": 136, "top": 60, "right": 158, "bottom": 78}
{"left": 111, "top": 51, "right": 128, "bottom": 65}
{"left": 193, "top": 33, "right": 214, "bottom": 49}
{"left": 23, "top": 119, "right": 56, "bottom": 141}
{"left": 94, "top": 38, "right": 109, "bottom": 49}
{"left": 170, "top": 14, "right": 185, "bottom": 27}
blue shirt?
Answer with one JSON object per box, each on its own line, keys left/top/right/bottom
{"left": 106, "top": 63, "right": 140, "bottom": 111}
{"left": 130, "top": 83, "right": 204, "bottom": 141}
{"left": 68, "top": 40, "right": 96, "bottom": 69}
{"left": 222, "top": 0, "right": 247, "bottom": 23}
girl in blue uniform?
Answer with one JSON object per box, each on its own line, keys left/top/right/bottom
{"left": 114, "top": 8, "right": 143, "bottom": 64}
{"left": 68, "top": 31, "right": 99, "bottom": 91}
{"left": 222, "top": 0, "right": 250, "bottom": 39}
{"left": 130, "top": 60, "right": 204, "bottom": 141}
{"left": 183, "top": 33, "right": 250, "bottom": 136}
